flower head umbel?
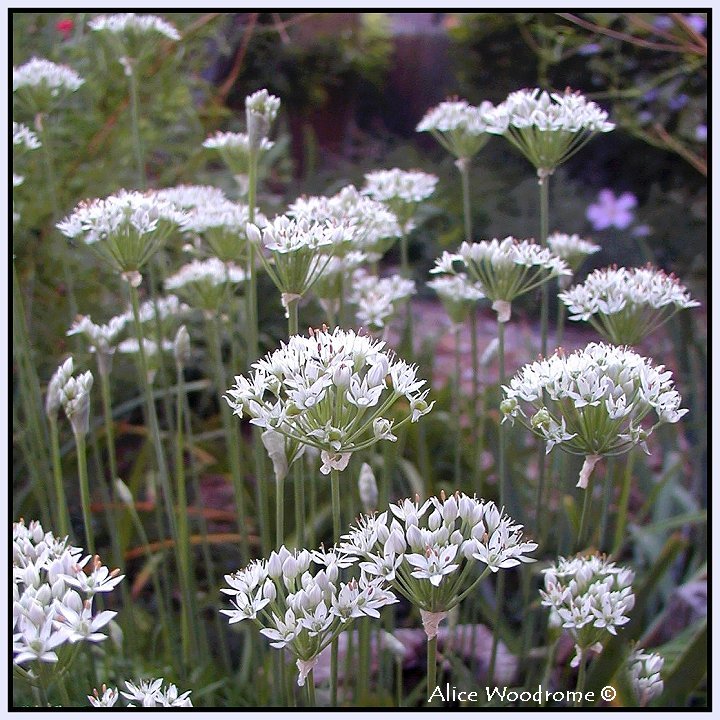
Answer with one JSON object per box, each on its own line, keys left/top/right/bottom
{"left": 60, "top": 370, "right": 94, "bottom": 437}
{"left": 435, "top": 237, "right": 570, "bottom": 322}
{"left": 246, "top": 88, "right": 281, "bottom": 150}
{"left": 118, "top": 337, "right": 174, "bottom": 384}
{"left": 628, "top": 648, "right": 664, "bottom": 706}
{"left": 417, "top": 98, "right": 496, "bottom": 160}
{"left": 57, "top": 190, "right": 189, "bottom": 284}
{"left": 484, "top": 88, "right": 614, "bottom": 177}
{"left": 13, "top": 122, "right": 42, "bottom": 151}
{"left": 502, "top": 343, "right": 688, "bottom": 488}
{"left": 540, "top": 554, "right": 634, "bottom": 667}
{"left": 427, "top": 271, "right": 485, "bottom": 326}
{"left": 349, "top": 270, "right": 416, "bottom": 332}
{"left": 226, "top": 327, "right": 434, "bottom": 475}
{"left": 13, "top": 57, "right": 84, "bottom": 111}
{"left": 342, "top": 492, "right": 537, "bottom": 638}
{"left": 586, "top": 189, "right": 636, "bottom": 231}
{"left": 45, "top": 357, "right": 74, "bottom": 421}
{"left": 13, "top": 519, "right": 123, "bottom": 667}
{"left": 362, "top": 169, "right": 438, "bottom": 231}
{"left": 67, "top": 315, "right": 128, "bottom": 377}
{"left": 546, "top": 232, "right": 600, "bottom": 286}
{"left": 119, "top": 678, "right": 193, "bottom": 707}
{"left": 559, "top": 266, "right": 700, "bottom": 345}
{"left": 203, "top": 131, "right": 274, "bottom": 178}
{"left": 221, "top": 546, "right": 396, "bottom": 686}
{"left": 247, "top": 215, "right": 346, "bottom": 313}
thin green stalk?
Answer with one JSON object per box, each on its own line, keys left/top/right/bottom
{"left": 487, "top": 573, "right": 505, "bottom": 686}
{"left": 459, "top": 158, "right": 472, "bottom": 242}
{"left": 577, "top": 473, "right": 595, "bottom": 550}
{"left": 288, "top": 298, "right": 305, "bottom": 547}
{"left": 453, "top": 324, "right": 462, "bottom": 488}
{"left": 556, "top": 290, "right": 566, "bottom": 347}
{"left": 470, "top": 310, "right": 482, "bottom": 494}
{"left": 426, "top": 635, "right": 438, "bottom": 704}
{"left": 74, "top": 432, "right": 94, "bottom": 554}
{"left": 399, "top": 227, "right": 414, "bottom": 352}
{"left": 497, "top": 319, "right": 506, "bottom": 505}
{"left": 330, "top": 467, "right": 342, "bottom": 705}
{"left": 35, "top": 663, "right": 51, "bottom": 707}
{"left": 276, "top": 472, "right": 285, "bottom": 547}
{"left": 574, "top": 650, "right": 586, "bottom": 707}
{"left": 127, "top": 65, "right": 147, "bottom": 190}
{"left": 306, "top": 668, "right": 316, "bottom": 706}
{"left": 539, "top": 174, "right": 550, "bottom": 356}
{"left": 48, "top": 417, "right": 70, "bottom": 536}
{"left": 357, "top": 618, "right": 370, "bottom": 704}
{"left": 613, "top": 449, "right": 636, "bottom": 555}
{"left": 395, "top": 656, "right": 403, "bottom": 707}
{"left": 599, "top": 457, "right": 615, "bottom": 549}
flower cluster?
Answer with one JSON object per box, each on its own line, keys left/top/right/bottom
{"left": 433, "top": 238, "right": 570, "bottom": 322}
{"left": 427, "top": 272, "right": 485, "bottom": 326}
{"left": 289, "top": 185, "right": 401, "bottom": 258}
{"left": 246, "top": 89, "right": 281, "bottom": 149}
{"left": 501, "top": 343, "right": 688, "bottom": 487}
{"left": 362, "top": 169, "right": 438, "bottom": 230}
{"left": 153, "top": 184, "right": 229, "bottom": 210}
{"left": 88, "top": 12, "right": 181, "bottom": 40}
{"left": 225, "top": 327, "right": 434, "bottom": 474}
{"left": 484, "top": 88, "right": 614, "bottom": 175}
{"left": 558, "top": 266, "right": 700, "bottom": 345}
{"left": 220, "top": 546, "right": 396, "bottom": 686}
{"left": 13, "top": 57, "right": 85, "bottom": 109}
{"left": 89, "top": 679, "right": 192, "bottom": 707}
{"left": 67, "top": 315, "right": 127, "bottom": 376}
{"left": 540, "top": 554, "right": 634, "bottom": 667}
{"left": 57, "top": 190, "right": 189, "bottom": 282}
{"left": 247, "top": 215, "right": 346, "bottom": 311}
{"left": 203, "top": 131, "right": 274, "bottom": 176}
{"left": 342, "top": 493, "right": 537, "bottom": 638}
{"left": 628, "top": 648, "right": 664, "bottom": 705}
{"left": 13, "top": 121, "right": 41, "bottom": 150}
{"left": 312, "top": 251, "right": 368, "bottom": 317}
{"left": 349, "top": 270, "right": 416, "bottom": 331}
{"left": 51, "top": 362, "right": 93, "bottom": 437}
{"left": 416, "top": 99, "right": 496, "bottom": 160}
{"left": 546, "top": 232, "right": 600, "bottom": 284}
{"left": 165, "top": 257, "right": 246, "bottom": 314}
{"left": 13, "top": 519, "right": 123, "bottom": 667}
{"left": 122, "top": 294, "right": 190, "bottom": 332}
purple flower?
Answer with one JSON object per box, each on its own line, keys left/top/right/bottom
{"left": 686, "top": 14, "right": 706, "bottom": 34}
{"left": 668, "top": 93, "right": 689, "bottom": 111}
{"left": 695, "top": 124, "right": 707, "bottom": 142}
{"left": 586, "top": 190, "right": 637, "bottom": 231}
{"left": 578, "top": 43, "right": 601, "bottom": 56}
{"left": 653, "top": 15, "right": 673, "bottom": 31}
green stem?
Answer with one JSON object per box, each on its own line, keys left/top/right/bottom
{"left": 574, "top": 650, "right": 587, "bottom": 707}
{"left": 453, "top": 325, "right": 462, "bottom": 488}
{"left": 539, "top": 174, "right": 550, "bottom": 356}
{"left": 287, "top": 298, "right": 305, "bottom": 548}
{"left": 470, "top": 310, "right": 482, "bottom": 495}
{"left": 556, "top": 290, "right": 566, "bottom": 347}
{"left": 426, "top": 635, "right": 438, "bottom": 705}
{"left": 74, "top": 432, "right": 94, "bottom": 554}
{"left": 35, "top": 662, "right": 51, "bottom": 707}
{"left": 498, "top": 319, "right": 506, "bottom": 506}
{"left": 48, "top": 417, "right": 70, "bottom": 537}
{"left": 395, "top": 656, "right": 403, "bottom": 707}
{"left": 613, "top": 449, "right": 636, "bottom": 555}
{"left": 306, "top": 668, "right": 316, "bottom": 706}
{"left": 459, "top": 158, "right": 472, "bottom": 242}
{"left": 577, "top": 472, "right": 595, "bottom": 550}
{"left": 127, "top": 65, "right": 146, "bottom": 189}
{"left": 330, "top": 467, "right": 341, "bottom": 705}
{"left": 399, "top": 227, "right": 414, "bottom": 352}
{"left": 599, "top": 457, "right": 615, "bottom": 549}
{"left": 358, "top": 618, "right": 370, "bottom": 703}
{"left": 487, "top": 573, "right": 505, "bottom": 687}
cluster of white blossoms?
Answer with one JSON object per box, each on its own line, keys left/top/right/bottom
{"left": 427, "top": 267, "right": 485, "bottom": 326}
{"left": 540, "top": 554, "right": 634, "bottom": 667}
{"left": 13, "top": 519, "right": 124, "bottom": 668}
{"left": 247, "top": 215, "right": 347, "bottom": 311}
{"left": 89, "top": 679, "right": 192, "bottom": 707}
{"left": 289, "top": 185, "right": 402, "bottom": 257}
{"left": 165, "top": 257, "right": 246, "bottom": 314}
{"left": 484, "top": 88, "right": 614, "bottom": 174}
{"left": 67, "top": 315, "right": 128, "bottom": 376}
{"left": 153, "top": 184, "right": 229, "bottom": 210}
{"left": 501, "top": 342, "right": 688, "bottom": 488}
{"left": 362, "top": 169, "right": 438, "bottom": 230}
{"left": 203, "top": 131, "right": 274, "bottom": 155}
{"left": 13, "top": 121, "right": 41, "bottom": 150}
{"left": 433, "top": 238, "right": 570, "bottom": 322}
{"left": 45, "top": 357, "right": 94, "bottom": 436}
{"left": 13, "top": 57, "right": 85, "bottom": 96}
{"left": 558, "top": 266, "right": 700, "bottom": 345}
{"left": 416, "top": 98, "right": 496, "bottom": 160}
{"left": 88, "top": 13, "right": 181, "bottom": 41}
{"left": 220, "top": 545, "right": 397, "bottom": 686}
{"left": 312, "top": 251, "right": 368, "bottom": 314}
{"left": 226, "top": 327, "right": 434, "bottom": 474}
{"left": 342, "top": 492, "right": 537, "bottom": 638}
{"left": 57, "top": 190, "right": 189, "bottom": 282}
{"left": 546, "top": 232, "right": 600, "bottom": 281}
{"left": 349, "top": 270, "right": 416, "bottom": 331}
{"left": 628, "top": 648, "right": 664, "bottom": 705}
{"left": 246, "top": 89, "right": 281, "bottom": 149}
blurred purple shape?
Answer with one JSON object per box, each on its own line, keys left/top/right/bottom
{"left": 586, "top": 189, "right": 637, "bottom": 231}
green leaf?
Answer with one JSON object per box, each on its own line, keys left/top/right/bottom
{"left": 654, "top": 619, "right": 707, "bottom": 707}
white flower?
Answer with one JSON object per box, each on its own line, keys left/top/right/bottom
{"left": 541, "top": 555, "right": 634, "bottom": 658}
{"left": 484, "top": 88, "right": 614, "bottom": 173}
{"left": 427, "top": 273, "right": 485, "bottom": 325}
{"left": 546, "top": 232, "right": 600, "bottom": 278}
{"left": 67, "top": 315, "right": 127, "bottom": 356}
{"left": 88, "top": 685, "right": 119, "bottom": 707}
{"left": 45, "top": 357, "right": 74, "bottom": 420}
{"left": 153, "top": 184, "right": 229, "bottom": 209}
{"left": 350, "top": 270, "right": 416, "bottom": 331}
{"left": 59, "top": 370, "right": 94, "bottom": 436}
{"left": 629, "top": 648, "right": 664, "bottom": 705}
{"left": 502, "top": 342, "right": 687, "bottom": 487}
{"left": 88, "top": 13, "right": 181, "bottom": 41}
{"left": 559, "top": 266, "right": 700, "bottom": 344}
{"left": 54, "top": 601, "right": 116, "bottom": 643}
{"left": 246, "top": 88, "right": 281, "bottom": 148}
{"left": 358, "top": 463, "right": 379, "bottom": 513}
{"left": 164, "top": 258, "right": 245, "bottom": 312}
{"left": 121, "top": 678, "right": 164, "bottom": 707}
{"left": 203, "top": 131, "right": 274, "bottom": 154}
{"left": 118, "top": 337, "right": 174, "bottom": 357}
{"left": 13, "top": 122, "right": 41, "bottom": 150}
{"left": 363, "top": 169, "right": 438, "bottom": 205}
{"left": 13, "top": 57, "right": 84, "bottom": 94}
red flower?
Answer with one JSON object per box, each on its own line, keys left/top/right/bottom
{"left": 56, "top": 18, "right": 74, "bottom": 40}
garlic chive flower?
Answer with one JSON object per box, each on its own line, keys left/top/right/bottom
{"left": 45, "top": 357, "right": 74, "bottom": 421}
{"left": 203, "top": 131, "right": 275, "bottom": 177}
{"left": 628, "top": 648, "right": 664, "bottom": 705}
{"left": 88, "top": 685, "right": 119, "bottom": 707}
{"left": 13, "top": 519, "right": 124, "bottom": 667}
{"left": 225, "top": 326, "right": 434, "bottom": 475}
{"left": 341, "top": 492, "right": 537, "bottom": 639}
{"left": 220, "top": 545, "right": 397, "bottom": 686}
{"left": 246, "top": 89, "right": 281, "bottom": 150}
{"left": 427, "top": 274, "right": 485, "bottom": 326}
{"left": 501, "top": 343, "right": 688, "bottom": 488}
{"left": 546, "top": 232, "right": 600, "bottom": 287}
{"left": 165, "top": 257, "right": 246, "bottom": 314}
{"left": 416, "top": 98, "right": 496, "bottom": 161}
{"left": 485, "top": 88, "right": 614, "bottom": 178}
{"left": 247, "top": 215, "right": 346, "bottom": 313}
{"left": 153, "top": 184, "right": 230, "bottom": 210}
{"left": 362, "top": 169, "right": 438, "bottom": 231}
{"left": 349, "top": 270, "right": 416, "bottom": 332}
{"left": 13, "top": 122, "right": 41, "bottom": 150}
{"left": 13, "top": 57, "right": 84, "bottom": 111}
{"left": 57, "top": 190, "right": 189, "bottom": 285}
{"left": 558, "top": 266, "right": 700, "bottom": 345}
{"left": 60, "top": 370, "right": 94, "bottom": 437}
{"left": 358, "top": 463, "right": 379, "bottom": 513}
{"left": 67, "top": 315, "right": 127, "bottom": 377}
{"left": 540, "top": 555, "right": 634, "bottom": 668}
{"left": 312, "top": 251, "right": 368, "bottom": 319}
{"left": 119, "top": 294, "right": 190, "bottom": 334}
{"left": 119, "top": 678, "right": 193, "bottom": 707}
{"left": 118, "top": 337, "right": 173, "bottom": 384}
{"left": 434, "top": 237, "right": 570, "bottom": 322}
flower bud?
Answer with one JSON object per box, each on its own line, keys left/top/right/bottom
{"left": 174, "top": 325, "right": 190, "bottom": 368}
{"left": 358, "top": 462, "right": 378, "bottom": 513}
